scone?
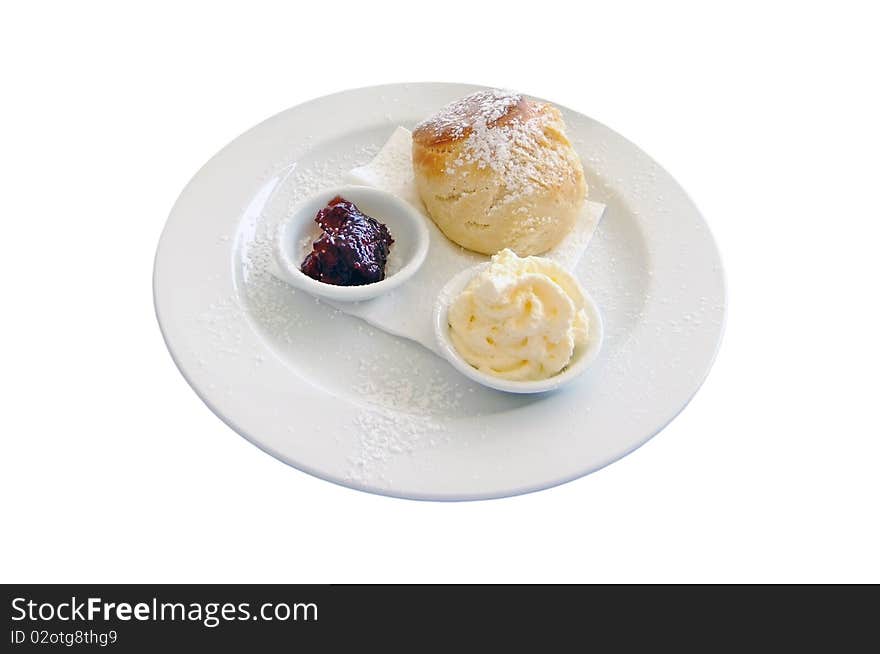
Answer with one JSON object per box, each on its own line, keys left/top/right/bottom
{"left": 412, "top": 89, "right": 587, "bottom": 256}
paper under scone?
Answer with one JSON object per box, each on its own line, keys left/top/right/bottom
{"left": 272, "top": 126, "right": 605, "bottom": 354}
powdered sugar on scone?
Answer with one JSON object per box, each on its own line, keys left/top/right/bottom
{"left": 415, "top": 89, "right": 576, "bottom": 202}
{"left": 414, "top": 89, "right": 523, "bottom": 141}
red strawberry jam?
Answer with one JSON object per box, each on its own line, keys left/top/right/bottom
{"left": 300, "top": 196, "right": 394, "bottom": 286}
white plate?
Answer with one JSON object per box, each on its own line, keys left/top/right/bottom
{"left": 154, "top": 83, "right": 726, "bottom": 501}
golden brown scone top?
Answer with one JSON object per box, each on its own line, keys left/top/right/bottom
{"left": 412, "top": 89, "right": 576, "bottom": 193}
{"left": 412, "top": 89, "right": 536, "bottom": 147}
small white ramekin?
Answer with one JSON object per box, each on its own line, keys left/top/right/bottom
{"left": 433, "top": 263, "right": 604, "bottom": 393}
{"left": 275, "top": 185, "right": 429, "bottom": 303}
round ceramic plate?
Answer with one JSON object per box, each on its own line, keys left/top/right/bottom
{"left": 154, "top": 82, "right": 726, "bottom": 500}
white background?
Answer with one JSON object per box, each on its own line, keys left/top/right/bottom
{"left": 2, "top": 1, "right": 878, "bottom": 583}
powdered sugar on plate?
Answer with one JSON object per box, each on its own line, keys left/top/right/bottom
{"left": 344, "top": 349, "right": 464, "bottom": 484}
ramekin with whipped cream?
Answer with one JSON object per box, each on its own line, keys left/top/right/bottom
{"left": 434, "top": 249, "right": 603, "bottom": 393}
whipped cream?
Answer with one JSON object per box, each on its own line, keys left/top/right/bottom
{"left": 448, "top": 249, "right": 589, "bottom": 381}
